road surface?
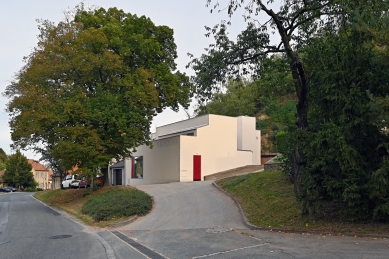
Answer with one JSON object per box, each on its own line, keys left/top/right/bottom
{"left": 1, "top": 184, "right": 388, "bottom": 259}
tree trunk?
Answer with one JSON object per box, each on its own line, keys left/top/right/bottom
{"left": 263, "top": 5, "right": 310, "bottom": 195}
{"left": 101, "top": 165, "right": 110, "bottom": 187}
{"left": 289, "top": 58, "right": 309, "bottom": 195}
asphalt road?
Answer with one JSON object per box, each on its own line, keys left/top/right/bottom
{"left": 0, "top": 192, "right": 107, "bottom": 259}
{"left": 1, "top": 184, "right": 389, "bottom": 259}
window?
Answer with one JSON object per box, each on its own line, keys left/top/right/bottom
{"left": 132, "top": 156, "right": 143, "bottom": 179}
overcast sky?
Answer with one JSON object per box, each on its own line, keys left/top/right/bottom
{"left": 0, "top": 0, "right": 272, "bottom": 160}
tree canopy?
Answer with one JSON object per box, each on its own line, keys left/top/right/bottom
{"left": 4, "top": 5, "right": 192, "bottom": 173}
{"left": 190, "top": 0, "right": 389, "bottom": 220}
{"left": 299, "top": 12, "right": 389, "bottom": 220}
{"left": 3, "top": 151, "right": 35, "bottom": 188}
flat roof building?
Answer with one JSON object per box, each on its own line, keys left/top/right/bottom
{"left": 109, "top": 114, "right": 261, "bottom": 186}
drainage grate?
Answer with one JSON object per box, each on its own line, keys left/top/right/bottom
{"left": 49, "top": 235, "right": 72, "bottom": 239}
{"left": 111, "top": 231, "right": 167, "bottom": 259}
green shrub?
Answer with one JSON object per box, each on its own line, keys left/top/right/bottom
{"left": 25, "top": 187, "right": 37, "bottom": 192}
{"left": 81, "top": 188, "right": 152, "bottom": 221}
{"left": 36, "top": 188, "right": 44, "bottom": 191}
{"left": 275, "top": 130, "right": 295, "bottom": 182}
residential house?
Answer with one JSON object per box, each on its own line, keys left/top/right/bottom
{"left": 28, "top": 159, "right": 51, "bottom": 190}
{"left": 109, "top": 114, "right": 261, "bottom": 186}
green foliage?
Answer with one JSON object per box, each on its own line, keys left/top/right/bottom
{"left": 82, "top": 188, "right": 152, "bottom": 221}
{"left": 4, "top": 5, "right": 191, "bottom": 174}
{"left": 297, "top": 11, "right": 389, "bottom": 221}
{"left": 275, "top": 131, "right": 295, "bottom": 182}
{"left": 196, "top": 55, "right": 297, "bottom": 153}
{"left": 196, "top": 80, "right": 259, "bottom": 117}
{"left": 24, "top": 187, "right": 37, "bottom": 192}
{"left": 370, "top": 158, "right": 389, "bottom": 221}
{"left": 0, "top": 161, "right": 6, "bottom": 172}
{"left": 3, "top": 150, "right": 35, "bottom": 188}
{"left": 275, "top": 131, "right": 288, "bottom": 152}
{"left": 264, "top": 98, "right": 296, "bottom": 125}
{"left": 0, "top": 148, "right": 7, "bottom": 171}
{"left": 0, "top": 148, "right": 7, "bottom": 162}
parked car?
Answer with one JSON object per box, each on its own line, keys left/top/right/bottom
{"left": 3, "top": 186, "right": 17, "bottom": 192}
{"left": 79, "top": 175, "right": 103, "bottom": 188}
{"left": 70, "top": 179, "right": 80, "bottom": 188}
{"left": 61, "top": 174, "right": 79, "bottom": 189}
{"left": 0, "top": 187, "right": 11, "bottom": 192}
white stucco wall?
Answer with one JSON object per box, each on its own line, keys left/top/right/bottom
{"left": 238, "top": 116, "right": 256, "bottom": 151}
{"left": 127, "top": 136, "right": 181, "bottom": 186}
{"left": 123, "top": 114, "right": 261, "bottom": 185}
{"left": 154, "top": 115, "right": 209, "bottom": 138}
{"left": 179, "top": 115, "right": 256, "bottom": 181}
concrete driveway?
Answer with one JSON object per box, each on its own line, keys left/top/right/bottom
{"left": 103, "top": 181, "right": 389, "bottom": 259}
{"left": 121, "top": 181, "right": 246, "bottom": 231}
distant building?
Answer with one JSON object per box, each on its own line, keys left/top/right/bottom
{"left": 28, "top": 159, "right": 51, "bottom": 190}
{"left": 109, "top": 114, "right": 261, "bottom": 186}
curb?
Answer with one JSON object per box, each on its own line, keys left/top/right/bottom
{"left": 211, "top": 181, "right": 389, "bottom": 239}
{"left": 108, "top": 216, "right": 138, "bottom": 227}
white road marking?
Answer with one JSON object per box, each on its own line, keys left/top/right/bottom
{"left": 192, "top": 244, "right": 266, "bottom": 258}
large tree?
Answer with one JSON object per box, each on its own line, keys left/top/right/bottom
{"left": 298, "top": 12, "right": 389, "bottom": 220}
{"left": 189, "top": 0, "right": 389, "bottom": 194}
{"left": 0, "top": 148, "right": 7, "bottom": 171}
{"left": 3, "top": 151, "right": 35, "bottom": 188}
{"left": 4, "top": 5, "right": 191, "bottom": 181}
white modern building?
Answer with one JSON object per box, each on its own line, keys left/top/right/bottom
{"left": 109, "top": 114, "right": 261, "bottom": 186}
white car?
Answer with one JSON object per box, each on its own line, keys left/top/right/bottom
{"left": 61, "top": 174, "right": 79, "bottom": 189}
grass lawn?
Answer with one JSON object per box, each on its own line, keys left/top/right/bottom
{"left": 218, "top": 170, "right": 389, "bottom": 236}
{"left": 34, "top": 186, "right": 152, "bottom": 227}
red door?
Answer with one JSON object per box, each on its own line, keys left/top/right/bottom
{"left": 193, "top": 155, "right": 201, "bottom": 181}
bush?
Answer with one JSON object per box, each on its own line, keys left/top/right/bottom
{"left": 24, "top": 187, "right": 37, "bottom": 192}
{"left": 81, "top": 188, "right": 152, "bottom": 221}
{"left": 36, "top": 188, "right": 44, "bottom": 191}
{"left": 275, "top": 131, "right": 295, "bottom": 182}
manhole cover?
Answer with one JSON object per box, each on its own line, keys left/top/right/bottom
{"left": 49, "top": 235, "right": 72, "bottom": 239}
{"left": 206, "top": 228, "right": 234, "bottom": 233}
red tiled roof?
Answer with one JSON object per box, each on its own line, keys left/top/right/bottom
{"left": 28, "top": 159, "right": 49, "bottom": 171}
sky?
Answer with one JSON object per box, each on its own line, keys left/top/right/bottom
{"left": 0, "top": 0, "right": 269, "bottom": 160}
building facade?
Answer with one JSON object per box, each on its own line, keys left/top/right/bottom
{"left": 28, "top": 159, "right": 51, "bottom": 190}
{"left": 109, "top": 114, "right": 261, "bottom": 186}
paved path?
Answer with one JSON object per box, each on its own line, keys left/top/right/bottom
{"left": 121, "top": 181, "right": 246, "bottom": 231}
